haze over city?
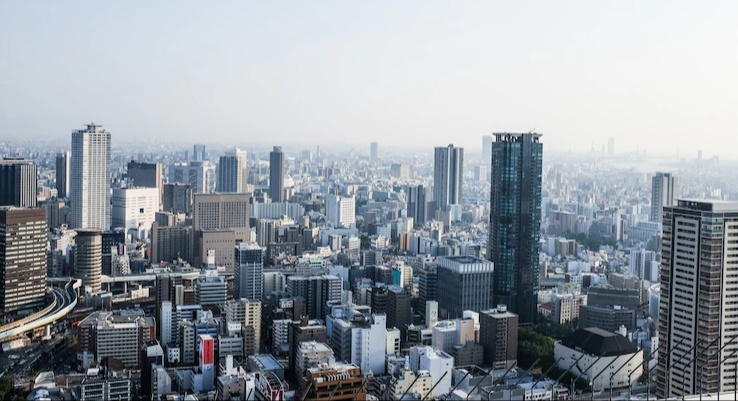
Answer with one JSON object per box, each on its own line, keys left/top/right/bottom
{"left": 3, "top": 1, "right": 738, "bottom": 157}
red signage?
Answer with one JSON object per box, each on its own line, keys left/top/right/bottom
{"left": 200, "top": 335, "right": 214, "bottom": 366}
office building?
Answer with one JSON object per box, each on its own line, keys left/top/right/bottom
{"left": 217, "top": 148, "right": 248, "bottom": 193}
{"left": 191, "top": 144, "right": 207, "bottom": 161}
{"left": 407, "top": 185, "right": 427, "bottom": 225}
{"left": 196, "top": 270, "right": 227, "bottom": 307}
{"left": 295, "top": 341, "right": 334, "bottom": 383}
{"left": 325, "top": 195, "right": 356, "bottom": 228}
{"left": 651, "top": 172, "right": 678, "bottom": 224}
{"left": 77, "top": 309, "right": 156, "bottom": 368}
{"left": 269, "top": 146, "right": 285, "bottom": 202}
{"left": 489, "top": 132, "right": 543, "bottom": 324}
{"left": 328, "top": 309, "right": 387, "bottom": 375}
{"left": 390, "top": 163, "right": 410, "bottom": 180}
{"left": 74, "top": 229, "right": 103, "bottom": 294}
{"left": 162, "top": 183, "right": 192, "bottom": 214}
{"left": 657, "top": 200, "right": 738, "bottom": 398}
{"left": 70, "top": 123, "right": 111, "bottom": 230}
{"left": 126, "top": 160, "right": 163, "bottom": 201}
{"left": 0, "top": 158, "right": 37, "bottom": 208}
{"left": 80, "top": 374, "right": 133, "bottom": 401}
{"left": 0, "top": 207, "right": 47, "bottom": 317}
{"left": 225, "top": 298, "right": 262, "bottom": 357}
{"left": 286, "top": 275, "right": 342, "bottom": 320}
{"left": 300, "top": 362, "right": 364, "bottom": 401}
{"left": 436, "top": 256, "right": 494, "bottom": 319}
{"left": 387, "top": 285, "right": 413, "bottom": 335}
{"left": 111, "top": 187, "right": 159, "bottom": 240}
{"left": 482, "top": 135, "right": 493, "bottom": 164}
{"left": 235, "top": 242, "right": 264, "bottom": 300}
{"left": 370, "top": 142, "right": 378, "bottom": 162}
{"left": 151, "top": 223, "right": 192, "bottom": 264}
{"left": 168, "top": 161, "right": 215, "bottom": 194}
{"left": 55, "top": 152, "right": 71, "bottom": 198}
{"left": 480, "top": 306, "right": 518, "bottom": 369}
{"left": 433, "top": 144, "right": 464, "bottom": 213}
{"left": 193, "top": 193, "right": 252, "bottom": 239}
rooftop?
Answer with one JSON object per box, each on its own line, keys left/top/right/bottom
{"left": 560, "top": 327, "right": 638, "bottom": 357}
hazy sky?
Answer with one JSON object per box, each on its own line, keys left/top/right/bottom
{"left": 2, "top": 1, "right": 738, "bottom": 157}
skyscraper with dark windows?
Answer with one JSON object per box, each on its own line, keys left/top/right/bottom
{"left": 0, "top": 158, "right": 37, "bottom": 208}
{"left": 433, "top": 145, "right": 464, "bottom": 213}
{"left": 488, "top": 132, "right": 543, "bottom": 324}
{"left": 55, "top": 152, "right": 70, "bottom": 199}
{"left": 217, "top": 148, "right": 248, "bottom": 193}
{"left": 269, "top": 146, "right": 285, "bottom": 202}
{"left": 407, "top": 185, "right": 427, "bottom": 225}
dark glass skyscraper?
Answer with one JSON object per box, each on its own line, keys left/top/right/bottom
{"left": 433, "top": 144, "right": 464, "bottom": 212}
{"left": 488, "top": 133, "right": 543, "bottom": 324}
{"left": 269, "top": 146, "right": 285, "bottom": 202}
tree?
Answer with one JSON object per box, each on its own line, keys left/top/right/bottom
{"left": 360, "top": 235, "right": 371, "bottom": 250}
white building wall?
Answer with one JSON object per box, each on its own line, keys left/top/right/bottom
{"left": 111, "top": 187, "right": 159, "bottom": 239}
{"left": 554, "top": 342, "right": 643, "bottom": 391}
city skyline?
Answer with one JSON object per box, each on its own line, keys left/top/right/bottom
{"left": 3, "top": 2, "right": 738, "bottom": 158}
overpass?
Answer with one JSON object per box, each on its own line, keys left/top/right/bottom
{"left": 0, "top": 278, "right": 81, "bottom": 343}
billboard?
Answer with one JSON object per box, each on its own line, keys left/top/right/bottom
{"left": 200, "top": 334, "right": 214, "bottom": 366}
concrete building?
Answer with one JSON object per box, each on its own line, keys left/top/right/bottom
{"left": 295, "top": 341, "right": 334, "bottom": 383}
{"left": 285, "top": 275, "right": 342, "bottom": 320}
{"left": 0, "top": 158, "right": 37, "bottom": 208}
{"left": 193, "top": 192, "right": 252, "bottom": 241}
{"left": 168, "top": 160, "right": 215, "bottom": 194}
{"left": 195, "top": 229, "right": 236, "bottom": 268}
{"left": 328, "top": 308, "right": 387, "bottom": 375}
{"left": 479, "top": 305, "right": 519, "bottom": 370}
{"left": 225, "top": 298, "right": 262, "bottom": 357}
{"left": 436, "top": 256, "right": 494, "bottom": 319}
{"left": 195, "top": 270, "right": 227, "bottom": 307}
{"left": 77, "top": 310, "right": 156, "bottom": 368}
{"left": 408, "top": 346, "right": 454, "bottom": 399}
{"left": 489, "top": 132, "right": 543, "bottom": 324}
{"left": 433, "top": 144, "right": 464, "bottom": 213}
{"left": 126, "top": 160, "right": 162, "bottom": 204}
{"left": 0, "top": 207, "right": 47, "bottom": 317}
{"left": 234, "top": 242, "right": 263, "bottom": 300}
{"left": 111, "top": 187, "right": 159, "bottom": 240}
{"left": 300, "top": 362, "right": 364, "bottom": 401}
{"left": 555, "top": 327, "right": 642, "bottom": 391}
{"left": 269, "top": 146, "right": 285, "bottom": 202}
{"left": 217, "top": 148, "right": 248, "bottom": 193}
{"left": 650, "top": 172, "right": 678, "bottom": 223}
{"left": 162, "top": 183, "right": 192, "bottom": 214}
{"left": 288, "top": 319, "right": 327, "bottom": 380}
{"left": 325, "top": 195, "right": 356, "bottom": 228}
{"left": 74, "top": 229, "right": 103, "bottom": 294}
{"left": 70, "top": 123, "right": 111, "bottom": 230}
{"left": 151, "top": 223, "right": 193, "bottom": 265}
{"left": 55, "top": 152, "right": 71, "bottom": 199}
{"left": 658, "top": 200, "right": 738, "bottom": 398}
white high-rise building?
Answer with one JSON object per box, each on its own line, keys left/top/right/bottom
{"left": 325, "top": 195, "right": 355, "bottom": 228}
{"left": 217, "top": 148, "right": 248, "bottom": 193}
{"left": 350, "top": 313, "right": 387, "bottom": 375}
{"left": 650, "top": 172, "right": 678, "bottom": 224}
{"left": 111, "top": 187, "right": 159, "bottom": 240}
{"left": 657, "top": 200, "right": 738, "bottom": 398}
{"left": 70, "top": 123, "right": 111, "bottom": 230}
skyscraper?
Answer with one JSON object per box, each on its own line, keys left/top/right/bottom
{"left": 657, "top": 200, "right": 738, "bottom": 398}
{"left": 234, "top": 242, "right": 264, "bottom": 300}
{"left": 74, "top": 229, "right": 103, "bottom": 294}
{"left": 70, "top": 123, "right": 111, "bottom": 230}
{"left": 191, "top": 144, "right": 207, "bottom": 161}
{"left": 370, "top": 142, "right": 378, "bottom": 162}
{"left": 0, "top": 207, "right": 48, "bottom": 318}
{"left": 168, "top": 161, "right": 215, "bottom": 194}
{"left": 436, "top": 256, "right": 494, "bottom": 319}
{"left": 482, "top": 135, "right": 493, "bottom": 164}
{"left": 325, "top": 195, "right": 356, "bottom": 228}
{"left": 433, "top": 145, "right": 464, "bottom": 213}
{"left": 0, "top": 158, "right": 37, "bottom": 208}
{"left": 217, "top": 148, "right": 248, "bottom": 193}
{"left": 56, "top": 152, "right": 71, "bottom": 198}
{"left": 269, "top": 146, "right": 285, "bottom": 202}
{"left": 407, "top": 185, "right": 427, "bottom": 225}
{"left": 127, "top": 161, "right": 163, "bottom": 208}
{"left": 489, "top": 133, "right": 543, "bottom": 324}
{"left": 651, "top": 172, "right": 678, "bottom": 224}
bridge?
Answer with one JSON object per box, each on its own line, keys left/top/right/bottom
{"left": 0, "top": 278, "right": 81, "bottom": 343}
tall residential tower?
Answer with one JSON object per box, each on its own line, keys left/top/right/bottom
{"left": 70, "top": 123, "right": 111, "bottom": 230}
{"left": 488, "top": 133, "right": 543, "bottom": 324}
{"left": 269, "top": 146, "right": 285, "bottom": 202}
{"left": 433, "top": 145, "right": 464, "bottom": 213}
{"left": 651, "top": 172, "right": 678, "bottom": 224}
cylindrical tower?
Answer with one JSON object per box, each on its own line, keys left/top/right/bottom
{"left": 74, "top": 229, "right": 102, "bottom": 293}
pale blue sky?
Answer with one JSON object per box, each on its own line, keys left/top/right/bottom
{"left": 2, "top": 1, "right": 737, "bottom": 157}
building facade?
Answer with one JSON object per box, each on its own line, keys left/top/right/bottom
{"left": 269, "top": 146, "right": 285, "bottom": 202}
{"left": 433, "top": 144, "right": 464, "bottom": 212}
{"left": 70, "top": 123, "right": 111, "bottom": 230}
{"left": 650, "top": 172, "right": 678, "bottom": 224}
{"left": 217, "top": 148, "right": 248, "bottom": 193}
{"left": 0, "top": 158, "right": 37, "bottom": 208}
{"left": 436, "top": 256, "right": 494, "bottom": 319}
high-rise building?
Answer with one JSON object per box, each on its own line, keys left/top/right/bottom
{"left": 70, "top": 123, "right": 111, "bottom": 230}
{"left": 0, "top": 158, "right": 37, "bottom": 208}
{"left": 74, "top": 229, "right": 103, "bottom": 293}
{"left": 191, "top": 144, "right": 207, "bottom": 161}
{"left": 370, "top": 142, "right": 378, "bottom": 162}
{"left": 489, "top": 132, "right": 543, "bottom": 324}
{"left": 657, "top": 200, "right": 738, "bottom": 398}
{"left": 127, "top": 160, "right": 162, "bottom": 194}
{"left": 162, "top": 183, "right": 192, "bottom": 214}
{"left": 195, "top": 270, "right": 227, "bottom": 307}
{"left": 479, "top": 306, "right": 518, "bottom": 369}
{"left": 436, "top": 256, "right": 494, "bottom": 319}
{"left": 168, "top": 161, "right": 215, "bottom": 194}
{"left": 151, "top": 223, "right": 193, "bottom": 265}
{"left": 288, "top": 319, "right": 327, "bottom": 380}
{"left": 407, "top": 185, "right": 427, "bottom": 225}
{"left": 0, "top": 207, "right": 48, "bottom": 317}
{"left": 234, "top": 242, "right": 264, "bottom": 300}
{"left": 111, "top": 187, "right": 159, "bottom": 240}
{"left": 77, "top": 309, "right": 156, "bottom": 368}
{"left": 269, "top": 146, "right": 285, "bottom": 202}
{"left": 651, "top": 172, "right": 678, "bottom": 224}
{"left": 286, "top": 275, "right": 342, "bottom": 321}
{"left": 325, "top": 195, "right": 356, "bottom": 228}
{"left": 433, "top": 144, "right": 464, "bottom": 212}
{"left": 225, "top": 298, "right": 262, "bottom": 357}
{"left": 56, "top": 152, "right": 71, "bottom": 199}
{"left": 193, "top": 193, "right": 252, "bottom": 241}
{"left": 482, "top": 135, "right": 493, "bottom": 164}
{"left": 217, "top": 148, "right": 248, "bottom": 193}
